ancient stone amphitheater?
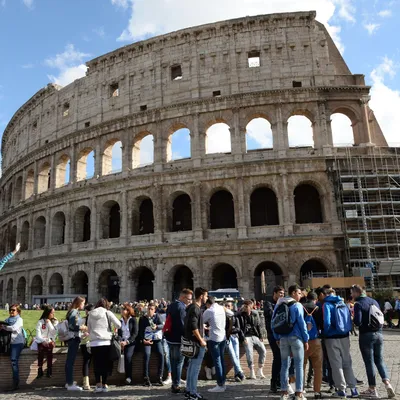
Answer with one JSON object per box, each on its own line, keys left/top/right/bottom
{"left": 0, "top": 11, "right": 395, "bottom": 305}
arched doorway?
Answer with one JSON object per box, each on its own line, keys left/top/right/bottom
{"left": 16, "top": 277, "right": 26, "bottom": 304}
{"left": 6, "top": 279, "right": 13, "bottom": 303}
{"left": 300, "top": 260, "right": 328, "bottom": 285}
{"left": 172, "top": 266, "right": 193, "bottom": 300}
{"left": 31, "top": 275, "right": 43, "bottom": 296}
{"left": 34, "top": 216, "right": 46, "bottom": 249}
{"left": 21, "top": 221, "right": 30, "bottom": 252}
{"left": 49, "top": 273, "right": 63, "bottom": 295}
{"left": 9, "top": 226, "right": 17, "bottom": 252}
{"left": 74, "top": 206, "right": 91, "bottom": 242}
{"left": 52, "top": 211, "right": 66, "bottom": 245}
{"left": 71, "top": 271, "right": 89, "bottom": 296}
{"left": 98, "top": 269, "right": 119, "bottom": 303}
{"left": 254, "top": 262, "right": 283, "bottom": 301}
{"left": 101, "top": 201, "right": 121, "bottom": 239}
{"left": 294, "top": 184, "right": 323, "bottom": 224}
{"left": 250, "top": 187, "right": 279, "bottom": 226}
{"left": 131, "top": 267, "right": 154, "bottom": 301}
{"left": 210, "top": 190, "right": 235, "bottom": 229}
{"left": 132, "top": 198, "right": 154, "bottom": 235}
{"left": 212, "top": 264, "right": 238, "bottom": 290}
{"left": 171, "top": 194, "right": 192, "bottom": 232}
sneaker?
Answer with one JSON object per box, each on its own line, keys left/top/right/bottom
{"left": 314, "top": 393, "right": 322, "bottom": 399}
{"left": 180, "top": 379, "right": 186, "bottom": 385}
{"left": 65, "top": 381, "right": 77, "bottom": 389}
{"left": 211, "top": 367, "right": 216, "bottom": 375}
{"left": 249, "top": 368, "right": 256, "bottom": 379}
{"left": 144, "top": 376, "right": 152, "bottom": 387}
{"left": 163, "top": 375, "right": 172, "bottom": 385}
{"left": 205, "top": 367, "right": 212, "bottom": 380}
{"left": 295, "top": 395, "right": 307, "bottom": 400}
{"left": 385, "top": 383, "right": 395, "bottom": 399}
{"left": 327, "top": 387, "right": 336, "bottom": 394}
{"left": 332, "top": 390, "right": 347, "bottom": 399}
{"left": 288, "top": 384, "right": 295, "bottom": 395}
{"left": 208, "top": 385, "right": 226, "bottom": 393}
{"left": 281, "top": 395, "right": 290, "bottom": 400}
{"left": 125, "top": 378, "right": 132, "bottom": 385}
{"left": 94, "top": 386, "right": 103, "bottom": 393}
{"left": 349, "top": 388, "right": 359, "bottom": 398}
{"left": 171, "top": 386, "right": 185, "bottom": 394}
{"left": 102, "top": 385, "right": 109, "bottom": 393}
{"left": 157, "top": 377, "right": 165, "bottom": 386}
{"left": 356, "top": 379, "right": 364, "bottom": 385}
{"left": 67, "top": 384, "right": 83, "bottom": 391}
{"left": 360, "top": 389, "right": 379, "bottom": 398}
{"left": 193, "top": 394, "right": 206, "bottom": 400}
{"left": 257, "top": 367, "right": 266, "bottom": 379}
{"left": 235, "top": 375, "right": 242, "bottom": 382}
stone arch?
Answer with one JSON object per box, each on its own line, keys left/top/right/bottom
{"left": 254, "top": 261, "right": 284, "bottom": 300}
{"left": 9, "top": 225, "right": 17, "bottom": 251}
{"left": 16, "top": 276, "right": 26, "bottom": 304}
{"left": 20, "top": 221, "right": 30, "bottom": 252}
{"left": 33, "top": 216, "right": 46, "bottom": 249}
{"left": 130, "top": 267, "right": 154, "bottom": 301}
{"left": 71, "top": 271, "right": 89, "bottom": 296}
{"left": 74, "top": 206, "right": 91, "bottom": 242}
{"left": 331, "top": 112, "right": 355, "bottom": 147}
{"left": 98, "top": 269, "right": 119, "bottom": 303}
{"left": 132, "top": 131, "right": 154, "bottom": 168}
{"left": 170, "top": 265, "right": 194, "bottom": 300}
{"left": 6, "top": 278, "right": 13, "bottom": 303}
{"left": 294, "top": 183, "right": 323, "bottom": 224}
{"left": 25, "top": 169, "right": 35, "bottom": 199}
{"left": 51, "top": 211, "right": 66, "bottom": 246}
{"left": 246, "top": 117, "right": 273, "bottom": 151}
{"left": 287, "top": 111, "right": 315, "bottom": 148}
{"left": 205, "top": 122, "right": 231, "bottom": 154}
{"left": 212, "top": 263, "right": 238, "bottom": 290}
{"left": 132, "top": 196, "right": 154, "bottom": 235}
{"left": 103, "top": 138, "right": 122, "bottom": 175}
{"left": 170, "top": 192, "right": 192, "bottom": 232}
{"left": 38, "top": 162, "right": 51, "bottom": 193}
{"left": 55, "top": 154, "right": 71, "bottom": 188}
{"left": 77, "top": 147, "right": 95, "bottom": 181}
{"left": 250, "top": 187, "right": 279, "bottom": 226}
{"left": 31, "top": 275, "right": 43, "bottom": 296}
{"left": 101, "top": 200, "right": 120, "bottom": 239}
{"left": 210, "top": 189, "right": 235, "bottom": 229}
{"left": 167, "top": 123, "right": 191, "bottom": 161}
{"left": 49, "top": 272, "right": 63, "bottom": 295}
{"left": 14, "top": 176, "right": 23, "bottom": 203}
{"left": 300, "top": 259, "right": 328, "bottom": 285}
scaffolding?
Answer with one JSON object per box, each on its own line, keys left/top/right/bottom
{"left": 333, "top": 146, "right": 400, "bottom": 292}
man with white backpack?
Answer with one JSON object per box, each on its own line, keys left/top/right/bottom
{"left": 351, "top": 284, "right": 395, "bottom": 399}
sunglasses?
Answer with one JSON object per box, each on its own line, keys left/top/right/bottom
{"left": 10, "top": 309, "right": 16, "bottom": 312}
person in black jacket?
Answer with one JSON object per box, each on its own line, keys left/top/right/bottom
{"left": 138, "top": 303, "right": 164, "bottom": 386}
{"left": 118, "top": 303, "right": 138, "bottom": 385}
{"left": 264, "top": 285, "right": 285, "bottom": 392}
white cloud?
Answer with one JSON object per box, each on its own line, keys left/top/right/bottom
{"left": 21, "top": 63, "right": 34, "bottom": 69}
{"left": 113, "top": 0, "right": 354, "bottom": 53}
{"left": 1, "top": 0, "right": 6, "bottom": 7}
{"left": 22, "top": 0, "right": 33, "bottom": 9}
{"left": 45, "top": 44, "right": 90, "bottom": 87}
{"left": 370, "top": 57, "right": 400, "bottom": 146}
{"left": 378, "top": 9, "right": 392, "bottom": 18}
{"left": 206, "top": 123, "right": 231, "bottom": 154}
{"left": 246, "top": 118, "right": 273, "bottom": 149}
{"left": 93, "top": 26, "right": 105, "bottom": 37}
{"left": 364, "top": 22, "right": 380, "bottom": 35}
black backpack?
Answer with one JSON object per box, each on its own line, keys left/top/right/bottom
{"left": 0, "top": 329, "right": 11, "bottom": 354}
{"left": 272, "top": 302, "right": 296, "bottom": 335}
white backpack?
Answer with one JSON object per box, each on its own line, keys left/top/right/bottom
{"left": 57, "top": 319, "right": 75, "bottom": 342}
{"left": 368, "top": 304, "right": 384, "bottom": 330}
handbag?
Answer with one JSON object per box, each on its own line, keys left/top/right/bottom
{"left": 117, "top": 354, "right": 125, "bottom": 374}
{"left": 107, "top": 314, "right": 121, "bottom": 361}
{"left": 30, "top": 339, "right": 38, "bottom": 351}
{"left": 180, "top": 336, "right": 200, "bottom": 358}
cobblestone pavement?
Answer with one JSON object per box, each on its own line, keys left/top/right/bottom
{"left": 1, "top": 331, "right": 399, "bottom": 400}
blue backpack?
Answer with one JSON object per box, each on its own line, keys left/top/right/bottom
{"left": 303, "top": 305, "right": 319, "bottom": 340}
{"left": 333, "top": 300, "right": 353, "bottom": 334}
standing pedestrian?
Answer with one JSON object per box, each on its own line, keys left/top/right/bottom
{"left": 383, "top": 299, "right": 394, "bottom": 328}
{"left": 80, "top": 304, "right": 94, "bottom": 390}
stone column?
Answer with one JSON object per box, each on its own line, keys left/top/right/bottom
{"left": 273, "top": 104, "right": 288, "bottom": 155}
{"left": 91, "top": 196, "right": 98, "bottom": 246}
{"left": 153, "top": 263, "right": 165, "bottom": 299}
{"left": 236, "top": 177, "right": 248, "bottom": 239}
{"left": 280, "top": 171, "right": 293, "bottom": 236}
{"left": 314, "top": 101, "right": 333, "bottom": 152}
{"left": 192, "top": 114, "right": 203, "bottom": 167}
{"left": 69, "top": 143, "right": 77, "bottom": 184}
{"left": 28, "top": 212, "right": 34, "bottom": 251}
{"left": 154, "top": 122, "right": 164, "bottom": 173}
{"left": 118, "top": 261, "right": 129, "bottom": 302}
{"left": 359, "top": 96, "right": 374, "bottom": 145}
{"left": 193, "top": 182, "right": 203, "bottom": 240}
{"left": 94, "top": 137, "right": 102, "bottom": 178}
{"left": 50, "top": 153, "right": 56, "bottom": 192}
{"left": 123, "top": 129, "right": 132, "bottom": 173}
{"left": 45, "top": 208, "right": 51, "bottom": 252}
{"left": 88, "top": 263, "right": 96, "bottom": 303}
{"left": 231, "top": 108, "right": 245, "bottom": 161}
{"left": 153, "top": 184, "right": 164, "bottom": 243}
{"left": 65, "top": 201, "right": 72, "bottom": 249}
{"left": 33, "top": 160, "right": 38, "bottom": 196}
{"left": 121, "top": 190, "right": 129, "bottom": 244}
{"left": 21, "top": 168, "right": 27, "bottom": 201}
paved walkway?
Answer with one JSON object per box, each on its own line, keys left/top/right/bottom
{"left": 1, "top": 331, "right": 399, "bottom": 399}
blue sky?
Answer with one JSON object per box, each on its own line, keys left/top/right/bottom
{"left": 1, "top": 0, "right": 400, "bottom": 174}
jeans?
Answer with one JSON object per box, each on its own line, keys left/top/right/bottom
{"left": 186, "top": 346, "right": 206, "bottom": 396}
{"left": 304, "top": 339, "right": 323, "bottom": 393}
{"left": 65, "top": 337, "right": 80, "bottom": 385}
{"left": 143, "top": 340, "right": 164, "bottom": 378}
{"left": 227, "top": 335, "right": 243, "bottom": 375}
{"left": 124, "top": 344, "right": 135, "bottom": 380}
{"left": 168, "top": 343, "right": 185, "bottom": 388}
{"left": 91, "top": 345, "right": 110, "bottom": 385}
{"left": 10, "top": 343, "right": 24, "bottom": 384}
{"left": 38, "top": 342, "right": 54, "bottom": 370}
{"left": 244, "top": 336, "right": 266, "bottom": 368}
{"left": 80, "top": 343, "right": 92, "bottom": 377}
{"left": 280, "top": 336, "right": 305, "bottom": 393}
{"left": 359, "top": 331, "right": 389, "bottom": 387}
{"left": 208, "top": 340, "right": 226, "bottom": 386}
{"left": 162, "top": 339, "right": 171, "bottom": 374}
{"left": 268, "top": 335, "right": 281, "bottom": 384}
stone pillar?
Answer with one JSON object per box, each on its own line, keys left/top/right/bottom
{"left": 91, "top": 197, "right": 98, "bottom": 246}
{"left": 119, "top": 261, "right": 129, "bottom": 302}
{"left": 69, "top": 143, "right": 77, "bottom": 183}
{"left": 314, "top": 101, "right": 333, "bottom": 151}
{"left": 28, "top": 212, "right": 34, "bottom": 251}
{"left": 65, "top": 201, "right": 72, "bottom": 249}
{"left": 359, "top": 96, "right": 374, "bottom": 146}
{"left": 236, "top": 177, "right": 248, "bottom": 239}
{"left": 122, "top": 130, "right": 132, "bottom": 173}
{"left": 153, "top": 184, "right": 163, "bottom": 243}
{"left": 45, "top": 208, "right": 51, "bottom": 251}
{"left": 280, "top": 171, "right": 293, "bottom": 236}
{"left": 231, "top": 108, "right": 245, "bottom": 161}
{"left": 153, "top": 263, "right": 165, "bottom": 299}
{"left": 88, "top": 263, "right": 96, "bottom": 303}
{"left": 153, "top": 122, "right": 164, "bottom": 173}
{"left": 21, "top": 168, "right": 27, "bottom": 202}
{"left": 33, "top": 160, "right": 38, "bottom": 196}
{"left": 50, "top": 153, "right": 56, "bottom": 191}
{"left": 192, "top": 114, "right": 203, "bottom": 168}
{"left": 121, "top": 190, "right": 128, "bottom": 244}
{"left": 94, "top": 137, "right": 102, "bottom": 178}
{"left": 273, "top": 104, "right": 288, "bottom": 154}
{"left": 193, "top": 182, "right": 203, "bottom": 240}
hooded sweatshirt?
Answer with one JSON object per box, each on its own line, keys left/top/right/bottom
{"left": 272, "top": 297, "right": 309, "bottom": 343}
{"left": 323, "top": 295, "right": 349, "bottom": 338}
{"left": 87, "top": 307, "right": 121, "bottom": 347}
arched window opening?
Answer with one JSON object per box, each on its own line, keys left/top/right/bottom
{"left": 172, "top": 266, "right": 193, "bottom": 300}
{"left": 38, "top": 162, "right": 51, "bottom": 193}
{"left": 288, "top": 115, "right": 314, "bottom": 148}
{"left": 16, "top": 277, "right": 26, "bottom": 304}
{"left": 103, "top": 140, "right": 122, "bottom": 176}
{"left": 71, "top": 271, "right": 89, "bottom": 296}
{"left": 172, "top": 194, "right": 192, "bottom": 232}
{"left": 49, "top": 273, "right": 63, "bottom": 295}
{"left": 25, "top": 169, "right": 34, "bottom": 199}
{"left": 331, "top": 113, "right": 354, "bottom": 147}
{"left": 77, "top": 148, "right": 95, "bottom": 181}
{"left": 300, "top": 260, "right": 328, "bottom": 285}
{"left": 246, "top": 118, "right": 273, "bottom": 151}
{"left": 9, "top": 225, "right": 17, "bottom": 251}
{"left": 74, "top": 206, "right": 91, "bottom": 242}
{"left": 55, "top": 155, "right": 71, "bottom": 188}
{"left": 33, "top": 216, "right": 46, "bottom": 249}
{"left": 205, "top": 123, "right": 231, "bottom": 154}
{"left": 254, "top": 262, "right": 283, "bottom": 301}
{"left": 6, "top": 279, "right": 13, "bottom": 303}
{"left": 294, "top": 184, "right": 323, "bottom": 224}
{"left": 52, "top": 211, "right": 66, "bottom": 245}
{"left": 21, "top": 221, "right": 29, "bottom": 252}
{"left": 168, "top": 128, "right": 191, "bottom": 161}
{"left": 250, "top": 187, "right": 279, "bottom": 226}
{"left": 210, "top": 190, "right": 235, "bottom": 229}
{"left": 31, "top": 275, "right": 43, "bottom": 296}
{"left": 212, "top": 264, "right": 238, "bottom": 289}
{"left": 14, "top": 177, "right": 23, "bottom": 203}
{"left": 98, "top": 269, "right": 119, "bottom": 303}
{"left": 132, "top": 134, "right": 154, "bottom": 168}
{"left": 132, "top": 198, "right": 154, "bottom": 235}
{"left": 101, "top": 201, "right": 120, "bottom": 239}
{"left": 131, "top": 267, "right": 154, "bottom": 301}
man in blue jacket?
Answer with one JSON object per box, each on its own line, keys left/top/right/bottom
{"left": 351, "top": 284, "right": 395, "bottom": 399}
{"left": 165, "top": 288, "right": 193, "bottom": 394}
{"left": 323, "top": 288, "right": 358, "bottom": 399}
{"left": 272, "top": 284, "right": 309, "bottom": 400}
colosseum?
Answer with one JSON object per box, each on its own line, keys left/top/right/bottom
{"left": 1, "top": 10, "right": 399, "bottom": 306}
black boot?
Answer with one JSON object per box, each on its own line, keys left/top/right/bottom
{"left": 11, "top": 379, "right": 19, "bottom": 391}
{"left": 46, "top": 366, "right": 52, "bottom": 378}
{"left": 270, "top": 379, "right": 278, "bottom": 393}
{"left": 37, "top": 367, "right": 44, "bottom": 379}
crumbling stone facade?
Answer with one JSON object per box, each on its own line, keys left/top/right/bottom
{"left": 0, "top": 11, "right": 388, "bottom": 304}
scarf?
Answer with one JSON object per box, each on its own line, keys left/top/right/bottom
{"left": 5, "top": 314, "right": 20, "bottom": 325}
